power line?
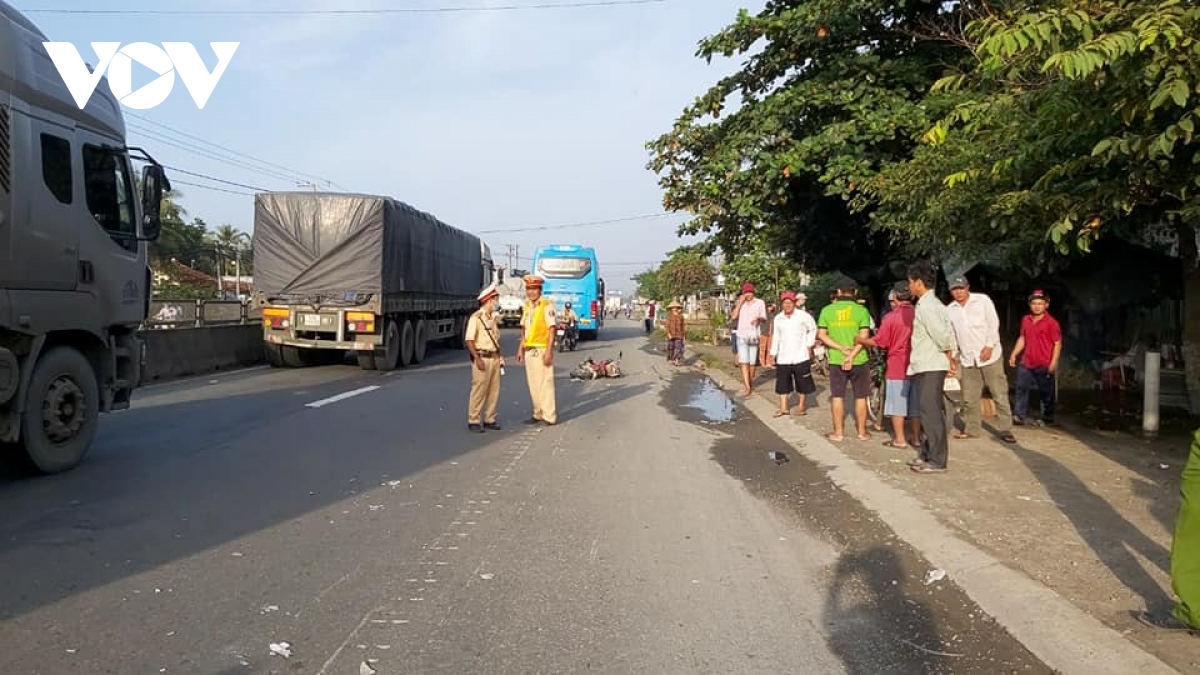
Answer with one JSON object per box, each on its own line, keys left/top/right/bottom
{"left": 162, "top": 166, "right": 269, "bottom": 192}
{"left": 126, "top": 112, "right": 341, "bottom": 188}
{"left": 477, "top": 213, "right": 673, "bottom": 234}
{"left": 170, "top": 178, "right": 253, "bottom": 196}
{"left": 23, "top": 0, "right": 668, "bottom": 15}
{"left": 127, "top": 123, "right": 302, "bottom": 186}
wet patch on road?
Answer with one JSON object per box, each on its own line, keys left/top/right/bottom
{"left": 660, "top": 372, "right": 1053, "bottom": 674}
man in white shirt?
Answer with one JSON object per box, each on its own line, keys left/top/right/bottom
{"left": 946, "top": 276, "right": 1017, "bottom": 443}
{"left": 769, "top": 290, "right": 818, "bottom": 417}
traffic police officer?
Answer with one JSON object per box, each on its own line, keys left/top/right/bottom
{"left": 465, "top": 283, "right": 505, "bottom": 432}
{"left": 517, "top": 274, "right": 557, "bottom": 425}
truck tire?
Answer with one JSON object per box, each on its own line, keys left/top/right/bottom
{"left": 376, "top": 319, "right": 401, "bottom": 371}
{"left": 265, "top": 343, "right": 284, "bottom": 368}
{"left": 356, "top": 351, "right": 378, "bottom": 370}
{"left": 400, "top": 320, "right": 416, "bottom": 368}
{"left": 20, "top": 347, "right": 99, "bottom": 474}
{"left": 281, "top": 346, "right": 313, "bottom": 368}
{"left": 413, "top": 320, "right": 429, "bottom": 364}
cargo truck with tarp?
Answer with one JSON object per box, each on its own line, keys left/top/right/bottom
{"left": 252, "top": 192, "right": 493, "bottom": 371}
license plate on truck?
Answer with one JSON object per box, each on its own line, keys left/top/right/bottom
{"left": 303, "top": 314, "right": 322, "bottom": 327}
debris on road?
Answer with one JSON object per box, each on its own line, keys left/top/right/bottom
{"left": 361, "top": 662, "right": 378, "bottom": 675}
{"left": 269, "top": 642, "right": 292, "bottom": 658}
{"left": 768, "top": 450, "right": 789, "bottom": 465}
{"left": 924, "top": 568, "right": 947, "bottom": 585}
{"left": 480, "top": 573, "right": 495, "bottom": 580}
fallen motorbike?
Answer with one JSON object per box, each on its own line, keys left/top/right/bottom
{"left": 570, "top": 352, "right": 623, "bottom": 380}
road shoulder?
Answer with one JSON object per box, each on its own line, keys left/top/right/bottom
{"left": 685, "top": 343, "right": 1180, "bottom": 675}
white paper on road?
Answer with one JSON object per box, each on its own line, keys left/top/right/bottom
{"left": 305, "top": 386, "right": 381, "bottom": 409}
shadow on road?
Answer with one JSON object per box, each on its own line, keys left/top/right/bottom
{"left": 1008, "top": 441, "right": 1174, "bottom": 614}
{"left": 824, "top": 546, "right": 948, "bottom": 674}
{"left": 0, "top": 322, "right": 651, "bottom": 623}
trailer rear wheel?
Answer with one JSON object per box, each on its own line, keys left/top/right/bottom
{"left": 21, "top": 347, "right": 99, "bottom": 474}
{"left": 400, "top": 320, "right": 416, "bottom": 368}
{"left": 413, "top": 320, "right": 429, "bottom": 364}
{"left": 356, "top": 351, "right": 378, "bottom": 370}
{"left": 281, "top": 346, "right": 313, "bottom": 368}
{"left": 377, "top": 319, "right": 401, "bottom": 371}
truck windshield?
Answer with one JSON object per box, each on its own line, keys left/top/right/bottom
{"left": 537, "top": 257, "right": 592, "bottom": 279}
{"left": 82, "top": 145, "right": 136, "bottom": 251}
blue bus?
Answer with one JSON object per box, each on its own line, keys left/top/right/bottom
{"left": 531, "top": 245, "right": 605, "bottom": 340}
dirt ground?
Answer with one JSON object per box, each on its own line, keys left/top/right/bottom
{"left": 675, "top": 339, "right": 1200, "bottom": 674}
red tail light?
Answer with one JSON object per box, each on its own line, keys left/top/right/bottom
{"left": 590, "top": 300, "right": 598, "bottom": 318}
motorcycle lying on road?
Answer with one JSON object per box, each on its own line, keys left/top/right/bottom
{"left": 556, "top": 321, "right": 579, "bottom": 352}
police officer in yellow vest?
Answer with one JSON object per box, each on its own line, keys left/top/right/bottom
{"left": 517, "top": 274, "right": 557, "bottom": 426}
{"left": 465, "top": 283, "right": 505, "bottom": 433}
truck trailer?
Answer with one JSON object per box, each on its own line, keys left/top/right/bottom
{"left": 253, "top": 192, "right": 494, "bottom": 371}
{"left": 0, "top": 1, "right": 170, "bottom": 473}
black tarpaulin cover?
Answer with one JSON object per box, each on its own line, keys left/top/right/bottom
{"left": 253, "top": 192, "right": 482, "bottom": 300}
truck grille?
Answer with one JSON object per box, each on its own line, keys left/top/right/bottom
{"left": 0, "top": 104, "right": 10, "bottom": 193}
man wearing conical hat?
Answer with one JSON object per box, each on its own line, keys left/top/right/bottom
{"left": 465, "top": 283, "right": 505, "bottom": 433}
{"left": 517, "top": 274, "right": 558, "bottom": 425}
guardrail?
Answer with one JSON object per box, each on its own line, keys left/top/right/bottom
{"left": 144, "top": 299, "right": 262, "bottom": 330}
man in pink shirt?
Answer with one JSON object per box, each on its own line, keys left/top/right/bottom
{"left": 856, "top": 282, "right": 922, "bottom": 448}
{"left": 731, "top": 282, "right": 768, "bottom": 396}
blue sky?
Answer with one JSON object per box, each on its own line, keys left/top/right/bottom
{"left": 19, "top": 0, "right": 763, "bottom": 292}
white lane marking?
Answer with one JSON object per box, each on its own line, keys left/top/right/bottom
{"left": 305, "top": 386, "right": 381, "bottom": 408}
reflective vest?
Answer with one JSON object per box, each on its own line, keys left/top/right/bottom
{"left": 523, "top": 298, "right": 552, "bottom": 348}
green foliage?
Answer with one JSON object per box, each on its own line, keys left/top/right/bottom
{"left": 657, "top": 246, "right": 716, "bottom": 301}
{"left": 632, "top": 268, "right": 662, "bottom": 301}
{"left": 801, "top": 271, "right": 843, "bottom": 317}
{"left": 873, "top": 0, "right": 1200, "bottom": 260}
{"left": 645, "top": 0, "right": 965, "bottom": 279}
{"left": 721, "top": 233, "right": 805, "bottom": 301}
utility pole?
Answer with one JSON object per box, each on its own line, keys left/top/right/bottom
{"left": 235, "top": 243, "right": 242, "bottom": 299}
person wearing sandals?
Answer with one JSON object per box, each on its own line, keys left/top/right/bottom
{"left": 817, "top": 278, "right": 874, "bottom": 441}
{"left": 906, "top": 261, "right": 958, "bottom": 474}
{"left": 769, "top": 291, "right": 818, "bottom": 417}
{"left": 946, "top": 276, "right": 1018, "bottom": 444}
{"left": 855, "top": 282, "right": 922, "bottom": 449}
{"left": 664, "top": 300, "right": 686, "bottom": 366}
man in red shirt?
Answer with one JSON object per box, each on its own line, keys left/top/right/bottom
{"left": 856, "top": 282, "right": 922, "bottom": 448}
{"left": 1008, "top": 289, "right": 1063, "bottom": 425}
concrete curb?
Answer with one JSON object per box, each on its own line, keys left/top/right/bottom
{"left": 701, "top": 365, "right": 1179, "bottom": 675}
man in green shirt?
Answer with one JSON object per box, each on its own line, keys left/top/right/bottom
{"left": 817, "top": 277, "right": 874, "bottom": 441}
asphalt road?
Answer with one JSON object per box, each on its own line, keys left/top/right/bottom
{"left": 0, "top": 321, "right": 1051, "bottom": 674}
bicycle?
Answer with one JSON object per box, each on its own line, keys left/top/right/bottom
{"left": 866, "top": 347, "right": 887, "bottom": 432}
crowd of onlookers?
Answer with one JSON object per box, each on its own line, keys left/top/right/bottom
{"left": 656, "top": 262, "right": 1064, "bottom": 475}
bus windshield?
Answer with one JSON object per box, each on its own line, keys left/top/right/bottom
{"left": 537, "top": 256, "right": 593, "bottom": 279}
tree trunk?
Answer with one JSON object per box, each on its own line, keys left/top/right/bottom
{"left": 1181, "top": 222, "right": 1200, "bottom": 416}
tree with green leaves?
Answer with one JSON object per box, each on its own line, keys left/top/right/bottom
{"left": 632, "top": 268, "right": 662, "bottom": 301}
{"left": 657, "top": 246, "right": 716, "bottom": 302}
{"left": 645, "top": 0, "right": 966, "bottom": 285}
{"left": 869, "top": 0, "right": 1200, "bottom": 410}
{"left": 720, "top": 233, "right": 805, "bottom": 302}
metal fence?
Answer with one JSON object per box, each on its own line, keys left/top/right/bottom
{"left": 144, "top": 300, "right": 262, "bottom": 329}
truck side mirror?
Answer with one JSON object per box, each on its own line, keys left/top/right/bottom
{"left": 140, "top": 164, "right": 170, "bottom": 241}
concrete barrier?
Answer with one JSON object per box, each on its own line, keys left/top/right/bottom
{"left": 138, "top": 325, "right": 265, "bottom": 383}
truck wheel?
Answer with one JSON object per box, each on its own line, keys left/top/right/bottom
{"left": 377, "top": 319, "right": 401, "bottom": 371}
{"left": 356, "top": 351, "right": 378, "bottom": 370}
{"left": 265, "top": 343, "right": 284, "bottom": 368}
{"left": 281, "top": 346, "right": 312, "bottom": 368}
{"left": 21, "top": 347, "right": 99, "bottom": 474}
{"left": 400, "top": 320, "right": 416, "bottom": 368}
{"left": 413, "top": 320, "right": 429, "bottom": 364}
